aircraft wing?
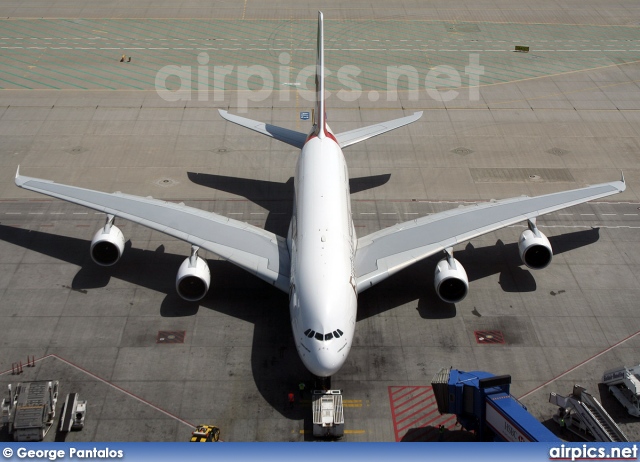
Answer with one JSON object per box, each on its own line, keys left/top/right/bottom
{"left": 15, "top": 169, "right": 290, "bottom": 292}
{"left": 355, "top": 178, "right": 625, "bottom": 293}
{"left": 335, "top": 112, "right": 423, "bottom": 148}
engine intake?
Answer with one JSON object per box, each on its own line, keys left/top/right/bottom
{"left": 434, "top": 255, "right": 469, "bottom": 304}
{"left": 518, "top": 225, "right": 552, "bottom": 270}
{"left": 176, "top": 247, "right": 211, "bottom": 302}
{"left": 90, "top": 223, "right": 125, "bottom": 266}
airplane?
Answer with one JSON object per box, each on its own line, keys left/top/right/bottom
{"left": 14, "top": 12, "right": 625, "bottom": 380}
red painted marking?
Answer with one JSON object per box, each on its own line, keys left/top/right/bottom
{"left": 474, "top": 330, "right": 505, "bottom": 344}
{"left": 388, "top": 385, "right": 454, "bottom": 441}
{"left": 396, "top": 401, "right": 434, "bottom": 426}
{"left": 392, "top": 385, "right": 422, "bottom": 402}
{"left": 396, "top": 395, "right": 435, "bottom": 415}
{"left": 397, "top": 406, "right": 440, "bottom": 432}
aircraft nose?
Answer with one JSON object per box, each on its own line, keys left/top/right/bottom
{"left": 306, "top": 347, "right": 344, "bottom": 377}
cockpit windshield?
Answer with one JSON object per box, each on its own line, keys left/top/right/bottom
{"left": 304, "top": 328, "right": 344, "bottom": 341}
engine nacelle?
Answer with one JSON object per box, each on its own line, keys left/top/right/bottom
{"left": 518, "top": 228, "right": 553, "bottom": 269}
{"left": 176, "top": 255, "right": 211, "bottom": 302}
{"left": 90, "top": 224, "right": 125, "bottom": 266}
{"left": 434, "top": 256, "right": 469, "bottom": 304}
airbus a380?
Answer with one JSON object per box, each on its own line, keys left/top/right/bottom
{"left": 15, "top": 12, "right": 625, "bottom": 379}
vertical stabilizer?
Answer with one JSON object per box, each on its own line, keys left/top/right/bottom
{"left": 315, "top": 11, "right": 326, "bottom": 138}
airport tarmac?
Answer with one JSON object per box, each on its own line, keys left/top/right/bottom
{"left": 1, "top": 0, "right": 640, "bottom": 442}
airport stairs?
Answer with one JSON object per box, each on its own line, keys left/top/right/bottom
{"left": 549, "top": 385, "right": 628, "bottom": 442}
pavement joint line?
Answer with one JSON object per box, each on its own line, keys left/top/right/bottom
{"left": 518, "top": 330, "right": 640, "bottom": 401}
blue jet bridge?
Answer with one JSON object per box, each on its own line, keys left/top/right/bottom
{"left": 431, "top": 368, "right": 561, "bottom": 442}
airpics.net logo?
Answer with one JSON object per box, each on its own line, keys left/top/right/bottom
{"left": 153, "top": 51, "right": 484, "bottom": 110}
{"left": 549, "top": 444, "right": 638, "bottom": 461}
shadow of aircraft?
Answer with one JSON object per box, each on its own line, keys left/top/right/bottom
{"left": 0, "top": 223, "right": 307, "bottom": 419}
{"left": 357, "top": 228, "right": 602, "bottom": 322}
{"left": 0, "top": 222, "right": 600, "bottom": 419}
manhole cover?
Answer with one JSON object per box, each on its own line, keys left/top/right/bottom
{"left": 154, "top": 178, "right": 178, "bottom": 187}
{"left": 546, "top": 147, "right": 569, "bottom": 156}
{"left": 217, "top": 147, "right": 229, "bottom": 153}
{"left": 157, "top": 330, "right": 186, "bottom": 344}
{"left": 451, "top": 147, "right": 473, "bottom": 156}
{"left": 474, "top": 330, "right": 505, "bottom": 344}
{"left": 528, "top": 174, "right": 542, "bottom": 181}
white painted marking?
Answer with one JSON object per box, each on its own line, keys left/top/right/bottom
{"left": 28, "top": 212, "right": 43, "bottom": 215}
{"left": 73, "top": 212, "right": 88, "bottom": 215}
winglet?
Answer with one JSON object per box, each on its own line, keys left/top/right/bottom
{"left": 14, "top": 165, "right": 25, "bottom": 187}
{"left": 621, "top": 170, "right": 625, "bottom": 184}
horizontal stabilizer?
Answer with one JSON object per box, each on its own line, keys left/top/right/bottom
{"left": 335, "top": 111, "right": 423, "bottom": 148}
{"left": 218, "top": 109, "right": 307, "bottom": 149}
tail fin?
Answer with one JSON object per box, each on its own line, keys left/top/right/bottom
{"left": 314, "top": 11, "right": 326, "bottom": 139}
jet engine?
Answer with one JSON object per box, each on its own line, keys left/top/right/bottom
{"left": 518, "top": 220, "right": 552, "bottom": 270}
{"left": 434, "top": 253, "right": 469, "bottom": 304}
{"left": 90, "top": 216, "right": 125, "bottom": 266}
{"left": 176, "top": 246, "right": 211, "bottom": 302}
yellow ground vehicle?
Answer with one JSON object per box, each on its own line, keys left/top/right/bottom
{"left": 190, "top": 425, "right": 220, "bottom": 442}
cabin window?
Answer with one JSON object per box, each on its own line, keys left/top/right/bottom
{"left": 333, "top": 330, "right": 340, "bottom": 338}
{"left": 337, "top": 329, "right": 344, "bottom": 336}
{"left": 304, "top": 329, "right": 311, "bottom": 336}
{"left": 325, "top": 333, "right": 333, "bottom": 341}
{"left": 315, "top": 332, "right": 323, "bottom": 341}
{"left": 306, "top": 330, "right": 315, "bottom": 338}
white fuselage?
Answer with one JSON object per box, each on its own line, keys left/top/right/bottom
{"left": 288, "top": 129, "right": 357, "bottom": 377}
